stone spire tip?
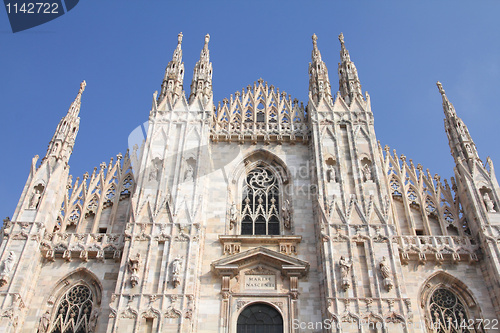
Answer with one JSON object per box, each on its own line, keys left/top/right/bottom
{"left": 79, "top": 80, "right": 86, "bottom": 95}
{"left": 338, "top": 32, "right": 345, "bottom": 45}
{"left": 205, "top": 34, "right": 210, "bottom": 45}
{"left": 436, "top": 81, "right": 445, "bottom": 95}
{"left": 178, "top": 32, "right": 183, "bottom": 44}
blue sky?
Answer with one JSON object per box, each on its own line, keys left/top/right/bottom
{"left": 1, "top": 1, "right": 500, "bottom": 219}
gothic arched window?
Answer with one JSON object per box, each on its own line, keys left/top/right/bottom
{"left": 50, "top": 284, "right": 94, "bottom": 333}
{"left": 429, "top": 288, "right": 470, "bottom": 333}
{"left": 241, "top": 167, "right": 280, "bottom": 235}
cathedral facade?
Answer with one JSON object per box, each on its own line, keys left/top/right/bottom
{"left": 1, "top": 32, "right": 500, "bottom": 333}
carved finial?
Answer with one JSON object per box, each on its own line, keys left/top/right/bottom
{"left": 312, "top": 33, "right": 318, "bottom": 47}
{"left": 79, "top": 80, "right": 86, "bottom": 95}
{"left": 204, "top": 34, "right": 210, "bottom": 46}
{"left": 257, "top": 78, "right": 264, "bottom": 85}
{"left": 338, "top": 32, "right": 345, "bottom": 44}
{"left": 436, "top": 81, "right": 445, "bottom": 95}
{"left": 177, "top": 32, "right": 183, "bottom": 44}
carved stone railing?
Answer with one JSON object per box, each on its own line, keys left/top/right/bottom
{"left": 394, "top": 235, "right": 479, "bottom": 265}
{"left": 211, "top": 122, "right": 309, "bottom": 144}
{"left": 40, "top": 232, "right": 124, "bottom": 262}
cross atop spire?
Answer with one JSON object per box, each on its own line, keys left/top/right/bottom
{"left": 337, "top": 32, "right": 363, "bottom": 105}
{"left": 189, "top": 34, "right": 213, "bottom": 104}
{"left": 437, "top": 81, "right": 481, "bottom": 170}
{"left": 158, "top": 32, "right": 185, "bottom": 103}
{"left": 308, "top": 33, "right": 332, "bottom": 105}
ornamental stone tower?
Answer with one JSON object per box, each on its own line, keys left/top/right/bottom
{"left": 1, "top": 33, "right": 499, "bottom": 333}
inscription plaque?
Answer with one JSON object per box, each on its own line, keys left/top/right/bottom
{"left": 244, "top": 275, "right": 276, "bottom": 290}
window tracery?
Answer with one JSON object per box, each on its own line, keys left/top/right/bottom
{"left": 50, "top": 284, "right": 95, "bottom": 333}
{"left": 390, "top": 177, "right": 402, "bottom": 198}
{"left": 429, "top": 288, "right": 470, "bottom": 333}
{"left": 241, "top": 167, "right": 280, "bottom": 235}
{"left": 120, "top": 174, "right": 133, "bottom": 198}
{"left": 426, "top": 197, "right": 437, "bottom": 216}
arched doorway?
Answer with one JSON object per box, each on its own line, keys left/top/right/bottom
{"left": 237, "top": 303, "right": 283, "bottom": 333}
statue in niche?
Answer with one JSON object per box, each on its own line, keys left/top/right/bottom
{"left": 149, "top": 162, "right": 159, "bottom": 182}
{"left": 379, "top": 257, "right": 390, "bottom": 279}
{"left": 339, "top": 256, "right": 351, "bottom": 291}
{"left": 128, "top": 253, "right": 141, "bottom": 274}
{"left": 29, "top": 187, "right": 43, "bottom": 209}
{"left": 483, "top": 192, "right": 496, "bottom": 212}
{"left": 1, "top": 251, "right": 16, "bottom": 275}
{"left": 171, "top": 256, "right": 183, "bottom": 288}
{"left": 362, "top": 163, "right": 372, "bottom": 182}
{"left": 37, "top": 311, "right": 50, "bottom": 333}
{"left": 128, "top": 253, "right": 141, "bottom": 287}
{"left": 339, "top": 256, "right": 351, "bottom": 279}
{"left": 379, "top": 256, "right": 393, "bottom": 291}
{"left": 229, "top": 203, "right": 237, "bottom": 230}
{"left": 184, "top": 164, "right": 194, "bottom": 182}
{"left": 282, "top": 199, "right": 292, "bottom": 229}
{"left": 327, "top": 164, "right": 337, "bottom": 183}
{"left": 0, "top": 251, "right": 16, "bottom": 287}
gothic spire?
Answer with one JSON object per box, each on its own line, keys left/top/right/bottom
{"left": 44, "top": 80, "right": 86, "bottom": 162}
{"left": 308, "top": 33, "right": 332, "bottom": 104}
{"left": 189, "top": 34, "right": 213, "bottom": 104}
{"left": 337, "top": 33, "right": 363, "bottom": 105}
{"left": 158, "top": 32, "right": 185, "bottom": 103}
{"left": 437, "top": 81, "right": 481, "bottom": 170}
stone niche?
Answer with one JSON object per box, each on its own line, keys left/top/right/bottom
{"left": 211, "top": 246, "right": 309, "bottom": 332}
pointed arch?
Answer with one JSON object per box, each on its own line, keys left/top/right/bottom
{"left": 104, "top": 184, "right": 116, "bottom": 205}
{"left": 120, "top": 173, "right": 134, "bottom": 197}
{"left": 231, "top": 149, "right": 291, "bottom": 185}
{"left": 67, "top": 205, "right": 82, "bottom": 228}
{"left": 419, "top": 271, "right": 484, "bottom": 332}
{"left": 42, "top": 268, "right": 102, "bottom": 333}
{"left": 425, "top": 196, "right": 437, "bottom": 216}
{"left": 228, "top": 149, "right": 292, "bottom": 236}
{"left": 85, "top": 194, "right": 99, "bottom": 217}
{"left": 390, "top": 175, "right": 402, "bottom": 198}
{"left": 406, "top": 185, "right": 420, "bottom": 208}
